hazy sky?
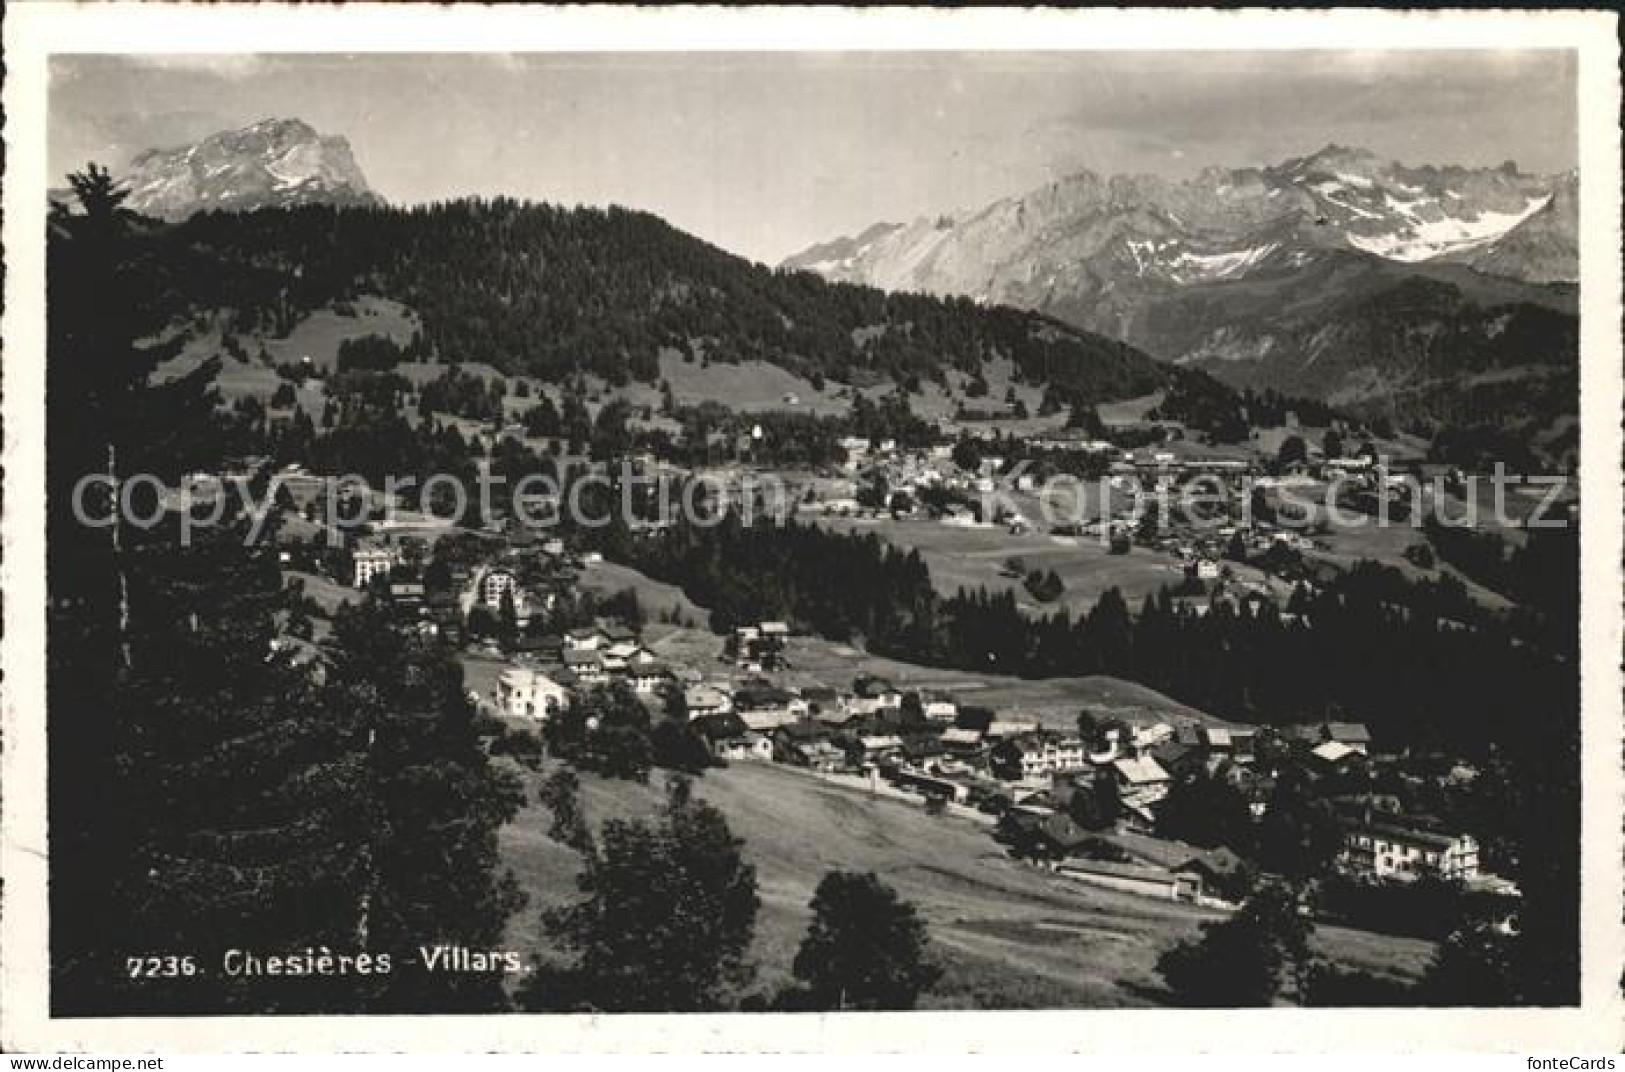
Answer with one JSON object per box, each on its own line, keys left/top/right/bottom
{"left": 50, "top": 51, "right": 1577, "bottom": 263}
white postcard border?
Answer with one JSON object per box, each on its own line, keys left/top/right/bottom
{"left": 3, "top": 2, "right": 1621, "bottom": 1053}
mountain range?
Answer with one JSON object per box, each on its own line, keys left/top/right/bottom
{"left": 68, "top": 120, "right": 1576, "bottom": 462}
{"left": 109, "top": 118, "right": 381, "bottom": 220}
{"left": 784, "top": 146, "right": 1578, "bottom": 433}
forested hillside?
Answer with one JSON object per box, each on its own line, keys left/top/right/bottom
{"left": 136, "top": 199, "right": 1168, "bottom": 400}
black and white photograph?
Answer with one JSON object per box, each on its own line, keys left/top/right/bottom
{"left": 3, "top": 4, "right": 1621, "bottom": 1055}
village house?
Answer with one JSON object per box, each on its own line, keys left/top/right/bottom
{"left": 1001, "top": 810, "right": 1092, "bottom": 860}
{"left": 564, "top": 626, "right": 608, "bottom": 652}
{"left": 1111, "top": 755, "right": 1172, "bottom": 808}
{"left": 773, "top": 723, "right": 846, "bottom": 772}
{"left": 561, "top": 648, "right": 609, "bottom": 687}
{"left": 732, "top": 682, "right": 804, "bottom": 730}
{"left": 684, "top": 683, "right": 733, "bottom": 718}
{"left": 713, "top": 732, "right": 775, "bottom": 764}
{"left": 1340, "top": 815, "right": 1480, "bottom": 881}
{"left": 497, "top": 667, "right": 568, "bottom": 721}
{"left": 1201, "top": 726, "right": 1255, "bottom": 758}
{"left": 856, "top": 734, "right": 906, "bottom": 761}
{"left": 921, "top": 694, "right": 959, "bottom": 724}
{"left": 626, "top": 662, "right": 671, "bottom": 696}
{"left": 987, "top": 716, "right": 1042, "bottom": 739}
{"left": 690, "top": 711, "right": 748, "bottom": 748}
{"left": 938, "top": 726, "right": 986, "bottom": 754}
{"left": 1189, "top": 557, "right": 1222, "bottom": 581}
{"left": 1323, "top": 722, "right": 1374, "bottom": 754}
{"left": 1288, "top": 721, "right": 1375, "bottom": 755}
{"left": 1224, "top": 764, "right": 1276, "bottom": 818}
{"left": 268, "top": 635, "right": 330, "bottom": 685}
{"left": 798, "top": 685, "right": 842, "bottom": 716}
{"left": 1172, "top": 847, "right": 1250, "bottom": 904}
{"left": 1310, "top": 739, "right": 1368, "bottom": 774}
{"left": 1149, "top": 738, "right": 1208, "bottom": 780}
{"left": 890, "top": 766, "right": 972, "bottom": 804}
{"left": 1056, "top": 859, "right": 1194, "bottom": 902}
{"left": 598, "top": 636, "right": 654, "bottom": 674}
{"left": 846, "top": 675, "right": 904, "bottom": 716}
{"left": 1131, "top": 722, "right": 1177, "bottom": 750}
{"left": 601, "top": 622, "right": 638, "bottom": 647}
{"left": 1016, "top": 735, "right": 1089, "bottom": 778}
{"left": 729, "top": 622, "right": 787, "bottom": 671}
{"left": 511, "top": 633, "right": 563, "bottom": 664}
{"left": 352, "top": 546, "right": 397, "bottom": 589}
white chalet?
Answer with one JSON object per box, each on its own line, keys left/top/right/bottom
{"left": 497, "top": 668, "right": 567, "bottom": 722}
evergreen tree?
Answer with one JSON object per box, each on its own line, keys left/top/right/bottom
{"left": 322, "top": 600, "right": 527, "bottom": 1011}
{"left": 785, "top": 871, "right": 940, "bottom": 1010}
{"left": 1156, "top": 880, "right": 1313, "bottom": 1006}
{"left": 48, "top": 169, "right": 526, "bottom": 1013}
{"left": 498, "top": 588, "right": 519, "bottom": 649}
{"left": 1254, "top": 769, "right": 1343, "bottom": 882}
{"left": 522, "top": 777, "right": 759, "bottom": 1011}
{"left": 1157, "top": 771, "right": 1253, "bottom": 851}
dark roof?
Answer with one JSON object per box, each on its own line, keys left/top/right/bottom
{"left": 1348, "top": 820, "right": 1460, "bottom": 851}
{"left": 853, "top": 675, "right": 898, "bottom": 698}
{"left": 1038, "top": 813, "right": 1091, "bottom": 851}
{"left": 1150, "top": 740, "right": 1200, "bottom": 771}
{"left": 902, "top": 735, "right": 948, "bottom": 759}
{"left": 1173, "top": 847, "right": 1247, "bottom": 879}
{"left": 774, "top": 720, "right": 832, "bottom": 742}
{"left": 1061, "top": 858, "right": 1177, "bottom": 883}
{"left": 735, "top": 685, "right": 794, "bottom": 708}
{"left": 691, "top": 712, "right": 749, "bottom": 742}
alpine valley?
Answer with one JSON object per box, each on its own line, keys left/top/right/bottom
{"left": 45, "top": 44, "right": 1589, "bottom": 1021}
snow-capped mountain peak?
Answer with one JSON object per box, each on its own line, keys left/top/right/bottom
{"left": 115, "top": 118, "right": 381, "bottom": 221}
{"left": 784, "top": 147, "right": 1574, "bottom": 298}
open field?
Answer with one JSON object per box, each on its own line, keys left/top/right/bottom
{"left": 612, "top": 350, "right": 853, "bottom": 416}
{"left": 497, "top": 760, "right": 1436, "bottom": 1008}
{"left": 601, "top": 351, "right": 1101, "bottom": 432}
{"left": 590, "top": 556, "right": 1229, "bottom": 729}
{"left": 1306, "top": 512, "right": 1516, "bottom": 613}
{"left": 262, "top": 296, "right": 420, "bottom": 371}
{"left": 1099, "top": 391, "right": 1165, "bottom": 425}
{"left": 574, "top": 558, "right": 713, "bottom": 629}
{"left": 773, "top": 631, "right": 1229, "bottom": 730}
{"left": 153, "top": 296, "right": 419, "bottom": 416}
{"left": 284, "top": 569, "right": 363, "bottom": 615}
{"left": 813, "top": 515, "right": 1293, "bottom": 614}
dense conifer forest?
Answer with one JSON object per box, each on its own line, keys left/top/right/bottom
{"left": 137, "top": 199, "right": 1168, "bottom": 399}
